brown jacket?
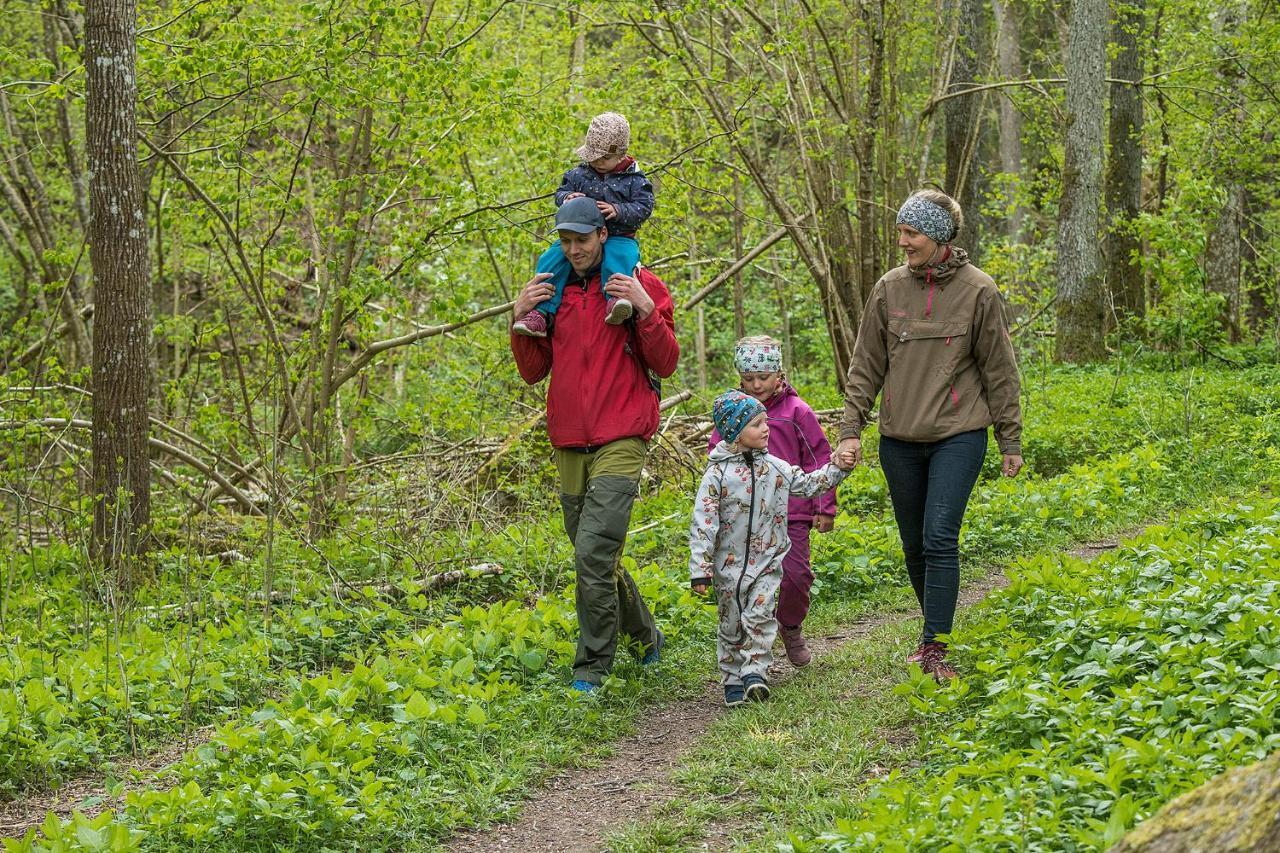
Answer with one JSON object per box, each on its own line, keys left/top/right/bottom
{"left": 839, "top": 248, "right": 1022, "bottom": 455}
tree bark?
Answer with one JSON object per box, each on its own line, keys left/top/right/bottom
{"left": 1055, "top": 0, "right": 1107, "bottom": 362}
{"left": 1104, "top": 0, "right": 1145, "bottom": 322}
{"left": 991, "top": 0, "right": 1025, "bottom": 242}
{"left": 86, "top": 0, "right": 153, "bottom": 572}
{"left": 944, "top": 0, "right": 986, "bottom": 262}
{"left": 1203, "top": 0, "right": 1247, "bottom": 341}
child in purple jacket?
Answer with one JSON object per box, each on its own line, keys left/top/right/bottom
{"left": 707, "top": 335, "right": 837, "bottom": 667}
{"left": 512, "top": 112, "right": 656, "bottom": 338}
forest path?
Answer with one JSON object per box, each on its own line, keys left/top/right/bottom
{"left": 442, "top": 537, "right": 1126, "bottom": 853}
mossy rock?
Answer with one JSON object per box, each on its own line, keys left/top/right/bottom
{"left": 1110, "top": 750, "right": 1280, "bottom": 852}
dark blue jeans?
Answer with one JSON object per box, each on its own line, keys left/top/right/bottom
{"left": 878, "top": 429, "right": 987, "bottom": 643}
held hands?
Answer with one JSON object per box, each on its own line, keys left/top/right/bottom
{"left": 513, "top": 272, "right": 555, "bottom": 319}
{"left": 834, "top": 437, "right": 862, "bottom": 470}
{"left": 813, "top": 513, "right": 834, "bottom": 534}
{"left": 604, "top": 273, "right": 655, "bottom": 319}
{"left": 596, "top": 200, "right": 618, "bottom": 219}
{"left": 1002, "top": 453, "right": 1024, "bottom": 478}
{"left": 564, "top": 192, "right": 586, "bottom": 201}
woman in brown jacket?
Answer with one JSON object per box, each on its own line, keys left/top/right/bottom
{"left": 836, "top": 189, "right": 1023, "bottom": 680}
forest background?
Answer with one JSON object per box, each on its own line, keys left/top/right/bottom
{"left": 1, "top": 0, "right": 1280, "bottom": 848}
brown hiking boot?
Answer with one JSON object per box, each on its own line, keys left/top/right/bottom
{"left": 780, "top": 625, "right": 812, "bottom": 668}
{"left": 906, "top": 641, "right": 930, "bottom": 664}
{"left": 917, "top": 641, "right": 957, "bottom": 681}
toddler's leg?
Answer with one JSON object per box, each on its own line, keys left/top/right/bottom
{"left": 514, "top": 244, "right": 571, "bottom": 337}
{"left": 715, "top": 579, "right": 750, "bottom": 707}
{"left": 600, "top": 236, "right": 640, "bottom": 325}
{"left": 737, "top": 569, "right": 780, "bottom": 684}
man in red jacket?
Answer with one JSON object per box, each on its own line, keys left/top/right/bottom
{"left": 510, "top": 197, "right": 680, "bottom": 692}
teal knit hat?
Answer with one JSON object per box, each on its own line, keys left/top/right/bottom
{"left": 712, "top": 389, "right": 766, "bottom": 444}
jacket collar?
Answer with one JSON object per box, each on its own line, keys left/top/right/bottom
{"left": 908, "top": 245, "right": 970, "bottom": 286}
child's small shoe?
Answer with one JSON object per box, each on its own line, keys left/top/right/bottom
{"left": 780, "top": 625, "right": 812, "bottom": 668}
{"left": 513, "top": 310, "right": 548, "bottom": 337}
{"left": 743, "top": 674, "right": 771, "bottom": 702}
{"left": 723, "top": 684, "right": 746, "bottom": 707}
{"left": 570, "top": 679, "right": 599, "bottom": 694}
{"left": 604, "top": 298, "right": 633, "bottom": 325}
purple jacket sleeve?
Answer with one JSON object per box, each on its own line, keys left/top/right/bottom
{"left": 797, "top": 404, "right": 837, "bottom": 516}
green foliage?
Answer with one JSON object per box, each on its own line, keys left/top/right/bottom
{"left": 792, "top": 498, "right": 1280, "bottom": 852}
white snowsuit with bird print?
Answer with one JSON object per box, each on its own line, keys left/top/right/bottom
{"left": 689, "top": 443, "right": 849, "bottom": 685}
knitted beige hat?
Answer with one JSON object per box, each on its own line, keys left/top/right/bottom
{"left": 574, "top": 112, "right": 631, "bottom": 163}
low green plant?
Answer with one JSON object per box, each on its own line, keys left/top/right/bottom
{"left": 793, "top": 498, "right": 1280, "bottom": 852}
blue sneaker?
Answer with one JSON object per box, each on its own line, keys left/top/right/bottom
{"left": 641, "top": 629, "right": 665, "bottom": 666}
{"left": 571, "top": 680, "right": 599, "bottom": 694}
{"left": 723, "top": 684, "right": 746, "bottom": 707}
{"left": 743, "top": 674, "right": 771, "bottom": 702}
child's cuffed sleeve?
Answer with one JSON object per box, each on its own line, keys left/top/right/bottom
{"left": 688, "top": 466, "right": 721, "bottom": 586}
{"left": 785, "top": 462, "right": 850, "bottom": 498}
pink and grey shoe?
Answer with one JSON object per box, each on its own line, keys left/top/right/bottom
{"left": 604, "top": 298, "right": 633, "bottom": 325}
{"left": 513, "top": 310, "right": 548, "bottom": 338}
{"left": 780, "top": 625, "right": 812, "bottom": 668}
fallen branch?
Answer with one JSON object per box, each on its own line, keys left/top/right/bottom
{"left": 367, "top": 562, "right": 504, "bottom": 597}
{"left": 0, "top": 418, "right": 263, "bottom": 515}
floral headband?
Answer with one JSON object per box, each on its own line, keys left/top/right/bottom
{"left": 734, "top": 342, "right": 782, "bottom": 375}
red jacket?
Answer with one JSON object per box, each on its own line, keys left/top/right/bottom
{"left": 510, "top": 267, "right": 680, "bottom": 448}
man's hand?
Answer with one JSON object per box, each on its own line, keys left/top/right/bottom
{"left": 564, "top": 192, "right": 585, "bottom": 201}
{"left": 835, "top": 437, "right": 862, "bottom": 469}
{"left": 692, "top": 582, "right": 709, "bottom": 596}
{"left": 596, "top": 200, "right": 618, "bottom": 219}
{"left": 604, "top": 273, "right": 655, "bottom": 319}
{"left": 513, "top": 272, "right": 555, "bottom": 319}
{"left": 813, "top": 513, "right": 834, "bottom": 534}
{"left": 1002, "top": 453, "right": 1024, "bottom": 478}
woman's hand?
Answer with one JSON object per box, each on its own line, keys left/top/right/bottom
{"left": 813, "top": 513, "right": 834, "bottom": 533}
{"left": 835, "top": 437, "right": 862, "bottom": 469}
{"left": 1002, "top": 454, "right": 1023, "bottom": 478}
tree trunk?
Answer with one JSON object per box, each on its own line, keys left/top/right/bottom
{"left": 1055, "top": 0, "right": 1107, "bottom": 362}
{"left": 944, "top": 0, "right": 985, "bottom": 262}
{"left": 86, "top": 0, "right": 153, "bottom": 574}
{"left": 1104, "top": 0, "right": 1145, "bottom": 322}
{"left": 1203, "top": 0, "right": 1247, "bottom": 342}
{"left": 991, "top": 0, "right": 1025, "bottom": 242}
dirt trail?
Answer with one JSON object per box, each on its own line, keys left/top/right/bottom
{"left": 443, "top": 538, "right": 1125, "bottom": 853}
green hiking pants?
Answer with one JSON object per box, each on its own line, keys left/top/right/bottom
{"left": 557, "top": 438, "right": 658, "bottom": 685}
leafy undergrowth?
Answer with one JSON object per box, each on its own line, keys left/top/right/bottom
{"left": 790, "top": 497, "right": 1280, "bottom": 852}
{"left": 5, "top": 365, "right": 1279, "bottom": 850}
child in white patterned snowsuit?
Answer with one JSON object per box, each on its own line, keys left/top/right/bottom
{"left": 689, "top": 390, "right": 854, "bottom": 707}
